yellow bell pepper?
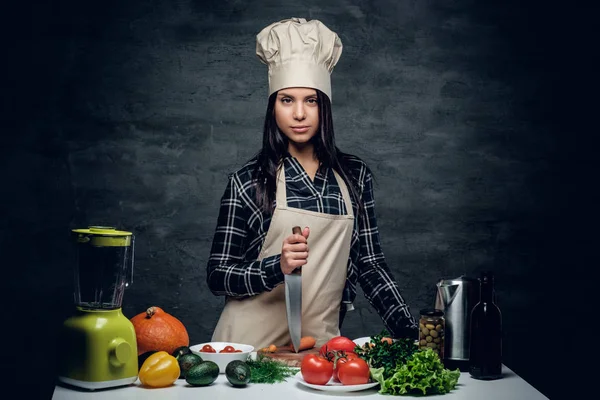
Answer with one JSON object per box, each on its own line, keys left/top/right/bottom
{"left": 139, "top": 351, "right": 180, "bottom": 388}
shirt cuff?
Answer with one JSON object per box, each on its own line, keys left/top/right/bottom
{"left": 261, "top": 254, "right": 284, "bottom": 290}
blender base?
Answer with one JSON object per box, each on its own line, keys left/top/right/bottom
{"left": 58, "top": 376, "right": 138, "bottom": 391}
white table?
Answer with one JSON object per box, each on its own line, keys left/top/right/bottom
{"left": 52, "top": 365, "right": 548, "bottom": 399}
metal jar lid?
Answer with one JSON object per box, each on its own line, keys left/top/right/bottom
{"left": 420, "top": 308, "right": 444, "bottom": 317}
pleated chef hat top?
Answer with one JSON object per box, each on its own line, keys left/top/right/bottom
{"left": 256, "top": 17, "right": 343, "bottom": 101}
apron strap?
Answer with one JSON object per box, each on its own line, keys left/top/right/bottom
{"left": 332, "top": 170, "right": 354, "bottom": 217}
{"left": 276, "top": 164, "right": 287, "bottom": 206}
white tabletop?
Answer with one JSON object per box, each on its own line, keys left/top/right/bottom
{"left": 52, "top": 365, "right": 548, "bottom": 400}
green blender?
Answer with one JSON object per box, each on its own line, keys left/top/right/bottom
{"left": 58, "top": 226, "right": 138, "bottom": 390}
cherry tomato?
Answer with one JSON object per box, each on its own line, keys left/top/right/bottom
{"left": 201, "top": 344, "right": 216, "bottom": 353}
{"left": 300, "top": 354, "right": 334, "bottom": 385}
{"left": 219, "top": 345, "right": 236, "bottom": 353}
{"left": 337, "top": 357, "right": 370, "bottom": 385}
{"left": 333, "top": 352, "right": 360, "bottom": 382}
{"left": 319, "top": 336, "right": 357, "bottom": 357}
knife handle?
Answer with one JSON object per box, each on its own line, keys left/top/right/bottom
{"left": 292, "top": 226, "right": 303, "bottom": 275}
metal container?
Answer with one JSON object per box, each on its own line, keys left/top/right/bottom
{"left": 435, "top": 275, "right": 479, "bottom": 369}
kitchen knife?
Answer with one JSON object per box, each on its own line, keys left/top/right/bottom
{"left": 285, "top": 226, "right": 303, "bottom": 353}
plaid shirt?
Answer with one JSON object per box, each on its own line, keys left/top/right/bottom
{"left": 207, "top": 156, "right": 418, "bottom": 338}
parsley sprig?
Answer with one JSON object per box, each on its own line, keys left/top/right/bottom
{"left": 354, "top": 329, "right": 417, "bottom": 380}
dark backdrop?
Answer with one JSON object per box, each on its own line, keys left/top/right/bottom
{"left": 2, "top": 1, "right": 593, "bottom": 399}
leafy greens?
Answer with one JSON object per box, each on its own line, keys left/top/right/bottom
{"left": 371, "top": 348, "right": 461, "bottom": 395}
{"left": 354, "top": 329, "right": 417, "bottom": 379}
{"left": 245, "top": 354, "right": 296, "bottom": 384}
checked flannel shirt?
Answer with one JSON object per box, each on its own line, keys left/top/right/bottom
{"left": 206, "top": 156, "right": 418, "bottom": 338}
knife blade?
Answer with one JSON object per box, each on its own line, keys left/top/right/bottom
{"left": 285, "top": 226, "right": 303, "bottom": 353}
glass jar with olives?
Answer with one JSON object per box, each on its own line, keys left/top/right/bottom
{"left": 419, "top": 309, "right": 445, "bottom": 359}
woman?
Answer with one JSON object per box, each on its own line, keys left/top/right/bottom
{"left": 207, "top": 18, "right": 417, "bottom": 349}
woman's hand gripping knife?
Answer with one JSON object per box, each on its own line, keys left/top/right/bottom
{"left": 280, "top": 226, "right": 310, "bottom": 275}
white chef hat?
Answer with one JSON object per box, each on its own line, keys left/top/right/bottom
{"left": 256, "top": 17, "right": 343, "bottom": 101}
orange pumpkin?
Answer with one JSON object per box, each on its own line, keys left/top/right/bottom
{"left": 130, "top": 306, "right": 190, "bottom": 355}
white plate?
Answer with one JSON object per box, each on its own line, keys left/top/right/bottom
{"left": 295, "top": 371, "right": 379, "bottom": 392}
{"left": 353, "top": 337, "right": 372, "bottom": 347}
{"left": 354, "top": 336, "right": 420, "bottom": 347}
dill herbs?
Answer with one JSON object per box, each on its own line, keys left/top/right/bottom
{"left": 246, "top": 355, "right": 297, "bottom": 384}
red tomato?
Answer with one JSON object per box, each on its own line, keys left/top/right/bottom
{"left": 219, "top": 345, "right": 236, "bottom": 353}
{"left": 319, "top": 336, "right": 357, "bottom": 357}
{"left": 201, "top": 344, "right": 216, "bottom": 353}
{"left": 333, "top": 352, "right": 360, "bottom": 382}
{"left": 300, "top": 354, "right": 334, "bottom": 385}
{"left": 337, "top": 357, "right": 370, "bottom": 385}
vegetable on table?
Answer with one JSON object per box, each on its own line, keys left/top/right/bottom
{"left": 225, "top": 360, "right": 252, "bottom": 387}
{"left": 319, "top": 336, "right": 356, "bottom": 357}
{"left": 185, "top": 361, "right": 220, "bottom": 386}
{"left": 177, "top": 353, "right": 203, "bottom": 379}
{"left": 300, "top": 354, "right": 334, "bottom": 385}
{"left": 258, "top": 344, "right": 278, "bottom": 353}
{"left": 172, "top": 346, "right": 192, "bottom": 359}
{"left": 138, "top": 351, "right": 180, "bottom": 388}
{"left": 200, "top": 344, "right": 216, "bottom": 353}
{"left": 331, "top": 351, "right": 360, "bottom": 381}
{"left": 130, "top": 306, "right": 189, "bottom": 355}
{"left": 371, "top": 348, "right": 460, "bottom": 395}
{"left": 261, "top": 336, "right": 317, "bottom": 353}
{"left": 336, "top": 356, "right": 370, "bottom": 385}
{"left": 219, "top": 345, "right": 237, "bottom": 353}
{"left": 245, "top": 354, "right": 296, "bottom": 384}
{"left": 354, "top": 330, "right": 417, "bottom": 379}
{"left": 293, "top": 336, "right": 317, "bottom": 352}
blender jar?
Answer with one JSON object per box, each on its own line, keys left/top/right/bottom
{"left": 72, "top": 226, "right": 134, "bottom": 309}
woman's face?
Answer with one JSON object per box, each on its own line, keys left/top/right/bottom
{"left": 274, "top": 87, "right": 320, "bottom": 151}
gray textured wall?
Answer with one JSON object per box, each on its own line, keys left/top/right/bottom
{"left": 2, "top": 0, "right": 592, "bottom": 399}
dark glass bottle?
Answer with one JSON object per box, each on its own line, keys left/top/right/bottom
{"left": 469, "top": 271, "right": 503, "bottom": 380}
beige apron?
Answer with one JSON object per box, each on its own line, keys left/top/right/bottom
{"left": 212, "top": 165, "right": 354, "bottom": 349}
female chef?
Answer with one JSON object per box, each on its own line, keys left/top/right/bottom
{"left": 207, "top": 18, "right": 418, "bottom": 349}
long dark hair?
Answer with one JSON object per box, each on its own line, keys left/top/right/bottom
{"left": 251, "top": 89, "right": 364, "bottom": 218}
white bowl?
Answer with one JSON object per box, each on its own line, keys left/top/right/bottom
{"left": 189, "top": 342, "right": 254, "bottom": 373}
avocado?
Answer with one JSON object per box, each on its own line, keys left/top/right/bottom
{"left": 185, "top": 361, "right": 219, "bottom": 386}
{"left": 225, "top": 360, "right": 251, "bottom": 387}
{"left": 172, "top": 346, "right": 192, "bottom": 359}
{"left": 177, "top": 353, "right": 203, "bottom": 379}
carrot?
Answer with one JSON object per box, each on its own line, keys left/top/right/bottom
{"left": 259, "top": 344, "right": 278, "bottom": 353}
{"left": 299, "top": 336, "right": 317, "bottom": 351}
{"left": 380, "top": 337, "right": 393, "bottom": 345}
{"left": 284, "top": 336, "right": 316, "bottom": 352}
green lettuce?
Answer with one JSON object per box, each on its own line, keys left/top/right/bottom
{"left": 372, "top": 348, "right": 460, "bottom": 395}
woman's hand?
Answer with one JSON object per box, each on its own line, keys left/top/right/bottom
{"left": 280, "top": 226, "right": 310, "bottom": 274}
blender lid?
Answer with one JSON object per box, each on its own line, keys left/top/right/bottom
{"left": 72, "top": 226, "right": 133, "bottom": 247}
{"left": 72, "top": 226, "right": 133, "bottom": 236}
